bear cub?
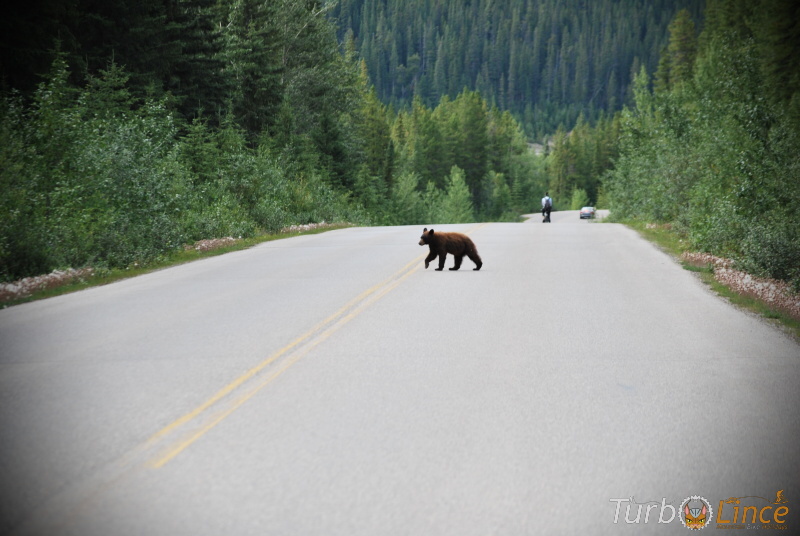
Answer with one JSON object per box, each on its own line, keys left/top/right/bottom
{"left": 418, "top": 228, "right": 482, "bottom": 271}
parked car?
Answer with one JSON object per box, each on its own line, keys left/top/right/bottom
{"left": 580, "top": 206, "right": 596, "bottom": 219}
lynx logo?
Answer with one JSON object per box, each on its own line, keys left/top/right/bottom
{"left": 680, "top": 496, "right": 713, "bottom": 530}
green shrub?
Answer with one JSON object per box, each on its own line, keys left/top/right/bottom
{"left": 739, "top": 218, "right": 800, "bottom": 287}
{"left": 569, "top": 188, "right": 590, "bottom": 210}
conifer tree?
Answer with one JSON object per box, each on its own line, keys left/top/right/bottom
{"left": 441, "top": 166, "right": 475, "bottom": 223}
{"left": 752, "top": 0, "right": 800, "bottom": 106}
{"left": 451, "top": 90, "right": 489, "bottom": 207}
{"left": 222, "top": 0, "right": 283, "bottom": 139}
{"left": 162, "top": 0, "right": 226, "bottom": 122}
{"left": 653, "top": 46, "right": 671, "bottom": 94}
{"left": 665, "top": 9, "right": 698, "bottom": 89}
{"left": 329, "top": 0, "right": 704, "bottom": 138}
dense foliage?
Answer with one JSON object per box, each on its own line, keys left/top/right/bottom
{"left": 0, "top": 57, "right": 366, "bottom": 279}
{"left": 0, "top": 0, "right": 548, "bottom": 282}
{"left": 331, "top": 0, "right": 703, "bottom": 138}
{"left": 3, "top": 0, "right": 797, "bottom": 293}
{"left": 541, "top": 112, "right": 620, "bottom": 210}
{"left": 603, "top": 1, "right": 800, "bottom": 288}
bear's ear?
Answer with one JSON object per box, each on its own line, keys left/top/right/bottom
{"left": 422, "top": 228, "right": 427, "bottom": 232}
{"left": 428, "top": 228, "right": 434, "bottom": 235}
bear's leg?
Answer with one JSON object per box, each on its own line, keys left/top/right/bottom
{"left": 468, "top": 251, "right": 482, "bottom": 271}
{"left": 436, "top": 253, "right": 446, "bottom": 271}
{"left": 424, "top": 250, "right": 438, "bottom": 269}
{"left": 450, "top": 255, "right": 463, "bottom": 270}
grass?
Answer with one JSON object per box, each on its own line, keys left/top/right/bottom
{"left": 698, "top": 271, "right": 800, "bottom": 337}
{"left": 620, "top": 219, "right": 692, "bottom": 257}
{"left": 0, "top": 223, "right": 352, "bottom": 308}
{"left": 615, "top": 218, "right": 800, "bottom": 340}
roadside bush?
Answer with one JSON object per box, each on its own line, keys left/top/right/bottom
{"left": 569, "top": 188, "right": 590, "bottom": 210}
{"left": 738, "top": 218, "right": 800, "bottom": 288}
{"left": 0, "top": 59, "right": 368, "bottom": 281}
{"left": 604, "top": 30, "right": 800, "bottom": 289}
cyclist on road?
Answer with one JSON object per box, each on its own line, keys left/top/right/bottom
{"left": 541, "top": 192, "right": 553, "bottom": 223}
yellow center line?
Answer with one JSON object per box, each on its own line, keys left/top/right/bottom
{"left": 146, "top": 254, "right": 424, "bottom": 446}
{"left": 146, "top": 223, "right": 490, "bottom": 467}
{"left": 149, "top": 263, "right": 422, "bottom": 468}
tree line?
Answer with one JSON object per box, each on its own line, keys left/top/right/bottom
{"left": 331, "top": 0, "right": 703, "bottom": 138}
{"left": 0, "top": 0, "right": 548, "bottom": 282}
{"left": 6, "top": 0, "right": 795, "bottom": 291}
{"left": 602, "top": 0, "right": 800, "bottom": 289}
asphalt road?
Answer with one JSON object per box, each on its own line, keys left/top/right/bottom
{"left": 1, "top": 212, "right": 798, "bottom": 535}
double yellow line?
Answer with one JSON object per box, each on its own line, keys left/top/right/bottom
{"left": 146, "top": 223, "right": 488, "bottom": 468}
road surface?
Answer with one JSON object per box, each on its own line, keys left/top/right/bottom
{"left": 1, "top": 211, "right": 798, "bottom": 535}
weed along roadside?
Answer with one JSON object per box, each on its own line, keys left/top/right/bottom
{"left": 618, "top": 219, "right": 800, "bottom": 340}
{"left": 0, "top": 223, "right": 351, "bottom": 308}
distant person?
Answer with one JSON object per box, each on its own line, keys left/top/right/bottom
{"left": 541, "top": 192, "right": 552, "bottom": 223}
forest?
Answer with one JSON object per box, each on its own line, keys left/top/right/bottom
{"left": 603, "top": 0, "right": 800, "bottom": 290}
{"left": 331, "top": 0, "right": 703, "bottom": 138}
{"left": 1, "top": 0, "right": 798, "bottom": 291}
{"left": 0, "top": 0, "right": 551, "bottom": 282}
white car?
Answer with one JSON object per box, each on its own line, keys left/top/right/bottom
{"left": 580, "top": 206, "right": 596, "bottom": 219}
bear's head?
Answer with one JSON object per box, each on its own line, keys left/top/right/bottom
{"left": 419, "top": 228, "right": 434, "bottom": 246}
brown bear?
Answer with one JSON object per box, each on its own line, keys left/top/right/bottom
{"left": 418, "top": 228, "right": 482, "bottom": 271}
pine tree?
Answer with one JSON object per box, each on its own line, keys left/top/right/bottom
{"left": 329, "top": 0, "right": 705, "bottom": 138}
{"left": 222, "top": 0, "right": 283, "bottom": 139}
{"left": 452, "top": 90, "right": 488, "bottom": 207}
{"left": 665, "top": 9, "right": 697, "bottom": 89}
{"left": 653, "top": 46, "right": 671, "bottom": 94}
{"left": 390, "top": 171, "right": 422, "bottom": 224}
{"left": 752, "top": 0, "right": 800, "bottom": 105}
{"left": 441, "top": 166, "right": 474, "bottom": 223}
{"left": 162, "top": 0, "right": 226, "bottom": 122}
{"left": 409, "top": 96, "right": 448, "bottom": 188}
{"left": 359, "top": 65, "right": 393, "bottom": 184}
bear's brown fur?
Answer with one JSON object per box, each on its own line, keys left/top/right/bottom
{"left": 418, "top": 228, "right": 482, "bottom": 271}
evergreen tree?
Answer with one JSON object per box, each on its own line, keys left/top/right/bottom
{"left": 221, "top": 0, "right": 283, "bottom": 139}
{"left": 441, "top": 166, "right": 474, "bottom": 223}
{"left": 452, "top": 90, "right": 489, "bottom": 208}
{"left": 408, "top": 96, "right": 449, "bottom": 188}
{"left": 604, "top": 0, "right": 800, "bottom": 288}
{"left": 752, "top": 0, "right": 800, "bottom": 107}
{"left": 390, "top": 171, "right": 422, "bottom": 224}
{"left": 665, "top": 9, "right": 698, "bottom": 89}
{"left": 421, "top": 180, "right": 444, "bottom": 223}
{"left": 653, "top": 46, "right": 671, "bottom": 94}
{"left": 330, "top": 0, "right": 704, "bottom": 137}
{"left": 162, "top": 0, "right": 226, "bottom": 122}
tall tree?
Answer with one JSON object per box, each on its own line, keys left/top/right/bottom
{"left": 451, "top": 90, "right": 489, "bottom": 207}
{"left": 441, "top": 166, "right": 475, "bottom": 223}
{"left": 161, "top": 0, "right": 226, "bottom": 122}
{"left": 752, "top": 0, "right": 800, "bottom": 106}
{"left": 665, "top": 9, "right": 698, "bottom": 89}
{"left": 222, "top": 0, "right": 283, "bottom": 139}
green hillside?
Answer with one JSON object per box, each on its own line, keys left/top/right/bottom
{"left": 1, "top": 0, "right": 798, "bottom": 293}
{"left": 331, "top": 0, "right": 703, "bottom": 137}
